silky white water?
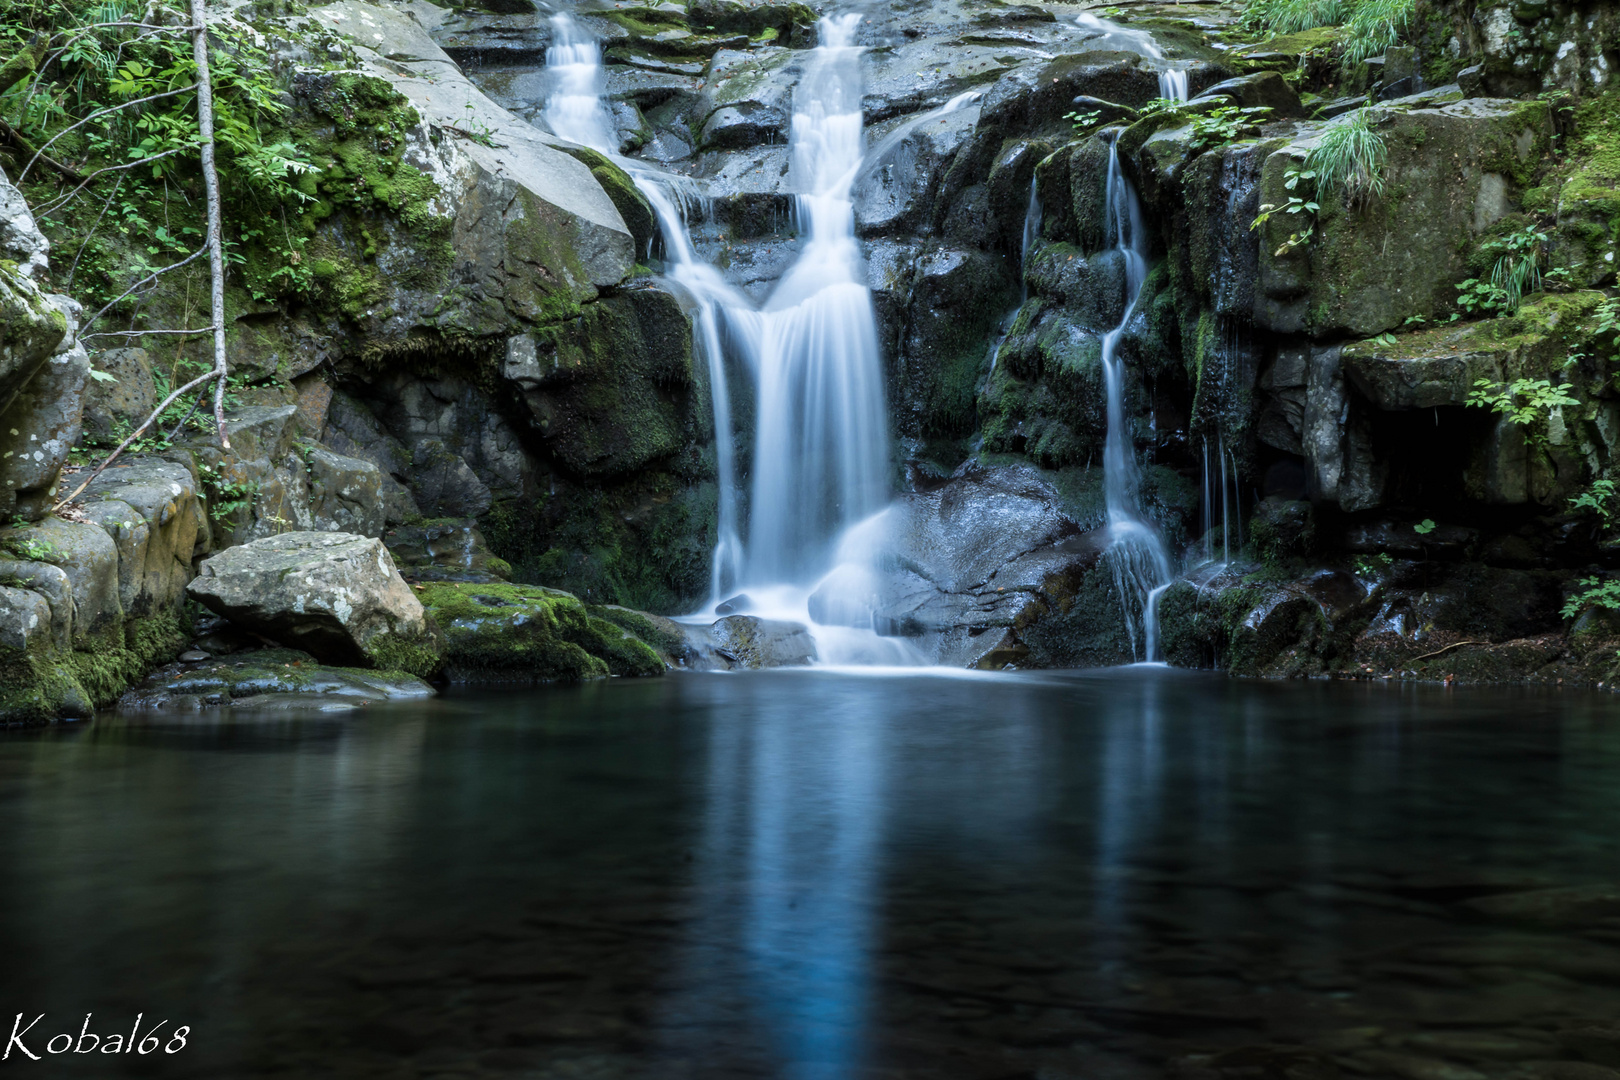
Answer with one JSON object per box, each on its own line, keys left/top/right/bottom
{"left": 540, "top": 13, "right": 914, "bottom": 662}
{"left": 543, "top": 14, "right": 619, "bottom": 153}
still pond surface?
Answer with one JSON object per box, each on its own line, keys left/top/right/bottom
{"left": 3, "top": 669, "right": 1619, "bottom": 1078}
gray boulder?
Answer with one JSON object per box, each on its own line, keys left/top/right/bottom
{"left": 82, "top": 346, "right": 157, "bottom": 443}
{"left": 706, "top": 615, "right": 817, "bottom": 668}
{"left": 0, "top": 295, "right": 90, "bottom": 521}
{"left": 0, "top": 166, "right": 49, "bottom": 279}
{"left": 187, "top": 531, "right": 440, "bottom": 675}
{"left": 306, "top": 444, "right": 385, "bottom": 536}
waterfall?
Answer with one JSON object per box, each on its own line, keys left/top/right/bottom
{"left": 1095, "top": 66, "right": 1186, "bottom": 662}
{"left": 540, "top": 13, "right": 910, "bottom": 661}
{"left": 543, "top": 14, "right": 618, "bottom": 152}
{"left": 745, "top": 13, "right": 889, "bottom": 589}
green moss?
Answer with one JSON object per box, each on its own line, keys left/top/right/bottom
{"left": 0, "top": 610, "right": 188, "bottom": 722}
{"left": 363, "top": 630, "right": 444, "bottom": 680}
{"left": 417, "top": 581, "right": 666, "bottom": 681}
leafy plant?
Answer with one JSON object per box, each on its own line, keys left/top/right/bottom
{"left": 1570, "top": 479, "right": 1618, "bottom": 525}
{"left": 1465, "top": 377, "right": 1579, "bottom": 439}
{"left": 1251, "top": 164, "right": 1319, "bottom": 255}
{"left": 1562, "top": 576, "right": 1620, "bottom": 620}
{"left": 1064, "top": 108, "right": 1102, "bottom": 132}
{"left": 1187, "top": 105, "right": 1273, "bottom": 152}
{"left": 1413, "top": 518, "right": 1436, "bottom": 535}
{"left": 1136, "top": 97, "right": 1188, "bottom": 120}
{"left": 1488, "top": 226, "right": 1547, "bottom": 313}
{"left": 1307, "top": 108, "right": 1388, "bottom": 205}
{"left": 1238, "top": 0, "right": 1413, "bottom": 72}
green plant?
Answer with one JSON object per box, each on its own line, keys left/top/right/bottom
{"left": 1465, "top": 377, "right": 1579, "bottom": 439}
{"left": 1251, "top": 164, "right": 1319, "bottom": 255}
{"left": 1563, "top": 576, "right": 1620, "bottom": 620}
{"left": 1413, "top": 518, "right": 1436, "bottom": 535}
{"left": 1307, "top": 108, "right": 1388, "bottom": 205}
{"left": 1570, "top": 479, "right": 1618, "bottom": 524}
{"left": 1064, "top": 108, "right": 1102, "bottom": 132}
{"left": 1187, "top": 105, "right": 1273, "bottom": 152}
{"left": 1353, "top": 551, "right": 1394, "bottom": 574}
{"left": 1488, "top": 226, "right": 1547, "bottom": 312}
{"left": 1238, "top": 0, "right": 1413, "bottom": 71}
{"left": 1136, "top": 96, "right": 1188, "bottom": 120}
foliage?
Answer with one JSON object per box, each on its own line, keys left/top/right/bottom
{"left": 1308, "top": 108, "right": 1388, "bottom": 205}
{"left": 1454, "top": 227, "right": 1549, "bottom": 316}
{"left": 1465, "top": 377, "right": 1578, "bottom": 440}
{"left": 1562, "top": 576, "right": 1620, "bottom": 620}
{"left": 1136, "top": 97, "right": 1189, "bottom": 120}
{"left": 1251, "top": 165, "right": 1319, "bottom": 255}
{"left": 1413, "top": 518, "right": 1436, "bottom": 535}
{"left": 1186, "top": 105, "right": 1273, "bottom": 152}
{"left": 1239, "top": 0, "right": 1412, "bottom": 70}
{"left": 1598, "top": 297, "right": 1620, "bottom": 363}
{"left": 1063, "top": 108, "right": 1102, "bottom": 132}
{"left": 1570, "top": 479, "right": 1618, "bottom": 525}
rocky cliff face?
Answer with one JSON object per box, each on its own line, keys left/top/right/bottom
{"left": 5, "top": 0, "right": 1618, "bottom": 704}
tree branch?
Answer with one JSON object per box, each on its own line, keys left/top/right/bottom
{"left": 190, "top": 0, "right": 230, "bottom": 450}
{"left": 18, "top": 83, "right": 197, "bottom": 183}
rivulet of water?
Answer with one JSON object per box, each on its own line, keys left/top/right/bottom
{"left": 541, "top": 14, "right": 618, "bottom": 152}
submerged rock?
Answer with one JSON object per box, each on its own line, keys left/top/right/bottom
{"left": 118, "top": 648, "right": 436, "bottom": 712}
{"left": 187, "top": 532, "right": 441, "bottom": 677}
{"left": 705, "top": 615, "right": 817, "bottom": 669}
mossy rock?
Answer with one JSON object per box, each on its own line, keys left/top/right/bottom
{"left": 0, "top": 610, "right": 188, "bottom": 723}
{"left": 557, "top": 146, "right": 657, "bottom": 256}
{"left": 417, "top": 581, "right": 665, "bottom": 681}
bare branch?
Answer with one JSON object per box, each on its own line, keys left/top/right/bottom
{"left": 33, "top": 146, "right": 191, "bottom": 219}
{"left": 66, "top": 175, "right": 124, "bottom": 291}
{"left": 80, "top": 244, "right": 210, "bottom": 334}
{"left": 80, "top": 326, "right": 214, "bottom": 339}
{"left": 50, "top": 367, "right": 221, "bottom": 513}
{"left": 191, "top": 0, "right": 230, "bottom": 450}
{"left": 18, "top": 83, "right": 198, "bottom": 183}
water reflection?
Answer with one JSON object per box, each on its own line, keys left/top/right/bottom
{"left": 2, "top": 675, "right": 1620, "bottom": 1078}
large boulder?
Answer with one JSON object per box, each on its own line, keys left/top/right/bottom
{"left": 187, "top": 532, "right": 441, "bottom": 675}
{"left": 0, "top": 295, "right": 90, "bottom": 521}
{"left": 1254, "top": 99, "right": 1553, "bottom": 337}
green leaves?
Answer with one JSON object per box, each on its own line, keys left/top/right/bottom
{"left": 1465, "top": 377, "right": 1579, "bottom": 439}
{"left": 1186, "top": 105, "right": 1273, "bottom": 152}
{"left": 1413, "top": 519, "right": 1436, "bottom": 535}
{"left": 1570, "top": 479, "right": 1617, "bottom": 525}
{"left": 1562, "top": 576, "right": 1620, "bottom": 621}
{"left": 1306, "top": 108, "right": 1388, "bottom": 206}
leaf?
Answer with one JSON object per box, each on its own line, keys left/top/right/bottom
{"left": 87, "top": 369, "right": 118, "bottom": 384}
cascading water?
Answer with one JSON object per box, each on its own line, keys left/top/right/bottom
{"left": 1094, "top": 63, "right": 1188, "bottom": 663}
{"left": 539, "top": 12, "right": 911, "bottom": 661}
{"left": 542, "top": 14, "right": 618, "bottom": 153}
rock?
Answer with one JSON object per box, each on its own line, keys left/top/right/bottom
{"left": 305, "top": 0, "right": 637, "bottom": 339}
{"left": 856, "top": 100, "right": 980, "bottom": 238}
{"left": 118, "top": 647, "right": 436, "bottom": 712}
{"left": 322, "top": 391, "right": 421, "bottom": 525}
{"left": 81, "top": 347, "right": 157, "bottom": 444}
{"left": 415, "top": 581, "right": 665, "bottom": 680}
{"left": 687, "top": 0, "right": 815, "bottom": 42}
{"left": 0, "top": 272, "right": 69, "bottom": 471}
{"left": 385, "top": 519, "right": 511, "bottom": 582}
{"left": 187, "top": 532, "right": 441, "bottom": 676}
{"left": 0, "top": 295, "right": 89, "bottom": 521}
{"left": 505, "top": 286, "right": 696, "bottom": 477}
{"left": 1254, "top": 98, "right": 1553, "bottom": 337}
{"left": 178, "top": 649, "right": 209, "bottom": 662}
{"left": 1191, "top": 71, "right": 1306, "bottom": 119}
{"left": 0, "top": 166, "right": 49, "bottom": 279}
{"left": 896, "top": 247, "right": 1017, "bottom": 438}
{"left": 978, "top": 54, "right": 1171, "bottom": 140}
{"left": 305, "top": 444, "right": 385, "bottom": 536}
{"left": 79, "top": 457, "right": 207, "bottom": 616}
{"left": 1380, "top": 44, "right": 1422, "bottom": 99}
{"left": 697, "top": 48, "right": 796, "bottom": 151}
{"left": 706, "top": 615, "right": 816, "bottom": 668}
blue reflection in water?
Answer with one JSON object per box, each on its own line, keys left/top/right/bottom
{"left": 664, "top": 683, "right": 885, "bottom": 1078}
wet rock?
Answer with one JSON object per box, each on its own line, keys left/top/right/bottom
{"left": 79, "top": 457, "right": 206, "bottom": 616}
{"left": 979, "top": 53, "right": 1169, "bottom": 140}
{"left": 187, "top": 532, "right": 440, "bottom": 675}
{"left": 1192, "top": 71, "right": 1306, "bottom": 119}
{"left": 386, "top": 519, "right": 511, "bottom": 583}
{"left": 856, "top": 101, "right": 980, "bottom": 238}
{"left": 706, "top": 615, "right": 816, "bottom": 668}
{"left": 697, "top": 48, "right": 796, "bottom": 151}
{"left": 897, "top": 246, "right": 1018, "bottom": 438}
{"left": 1344, "top": 520, "right": 1477, "bottom": 557}
{"left": 118, "top": 647, "right": 436, "bottom": 711}
{"left": 321, "top": 391, "right": 422, "bottom": 526}
{"left": 416, "top": 581, "right": 664, "bottom": 680}
{"left": 81, "top": 347, "right": 156, "bottom": 444}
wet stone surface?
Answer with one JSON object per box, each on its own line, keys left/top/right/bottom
{"left": 5, "top": 671, "right": 1620, "bottom": 1077}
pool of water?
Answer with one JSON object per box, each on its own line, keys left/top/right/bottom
{"left": 3, "top": 669, "right": 1619, "bottom": 1078}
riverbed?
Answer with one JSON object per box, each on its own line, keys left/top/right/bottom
{"left": 3, "top": 670, "right": 1618, "bottom": 1077}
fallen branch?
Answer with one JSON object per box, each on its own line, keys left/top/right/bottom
{"left": 33, "top": 146, "right": 191, "bottom": 219}
{"left": 80, "top": 326, "right": 215, "bottom": 340}
{"left": 191, "top": 0, "right": 230, "bottom": 449}
{"left": 1410, "top": 640, "right": 1488, "bottom": 663}
{"left": 0, "top": 118, "right": 83, "bottom": 182}
{"left": 18, "top": 83, "right": 197, "bottom": 183}
{"left": 50, "top": 366, "right": 221, "bottom": 513}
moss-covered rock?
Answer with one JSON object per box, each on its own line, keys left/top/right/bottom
{"left": 416, "top": 581, "right": 665, "bottom": 681}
